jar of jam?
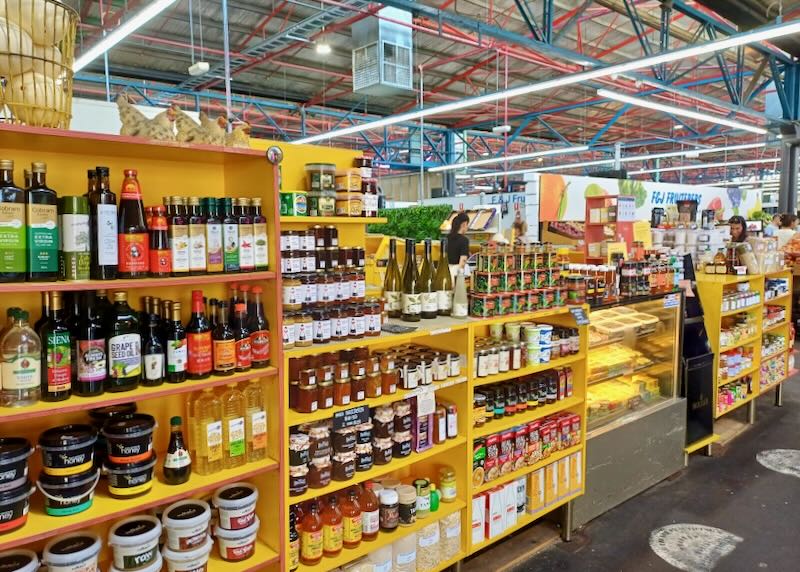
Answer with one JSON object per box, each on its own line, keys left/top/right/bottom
{"left": 336, "top": 271, "right": 350, "bottom": 303}
{"left": 355, "top": 422, "right": 373, "bottom": 445}
{"left": 393, "top": 401, "right": 412, "bottom": 433}
{"left": 313, "top": 225, "right": 326, "bottom": 248}
{"left": 349, "top": 305, "right": 366, "bottom": 339}
{"left": 300, "top": 230, "right": 315, "bottom": 251}
{"left": 315, "top": 248, "right": 329, "bottom": 271}
{"left": 327, "top": 247, "right": 339, "bottom": 269}
{"left": 317, "top": 271, "right": 335, "bottom": 306}
{"left": 473, "top": 393, "right": 487, "bottom": 427}
{"left": 332, "top": 453, "right": 356, "bottom": 481}
{"left": 302, "top": 250, "right": 316, "bottom": 273}
{"left": 351, "top": 269, "right": 366, "bottom": 302}
{"left": 399, "top": 360, "right": 419, "bottom": 390}
{"left": 283, "top": 278, "right": 302, "bottom": 311}
{"left": 393, "top": 431, "right": 412, "bottom": 458}
{"left": 350, "top": 359, "right": 367, "bottom": 378}
{"left": 299, "top": 368, "right": 317, "bottom": 387}
{"left": 289, "top": 380, "right": 299, "bottom": 409}
{"left": 308, "top": 425, "right": 331, "bottom": 459}
{"left": 280, "top": 230, "right": 297, "bottom": 253}
{"left": 333, "top": 378, "right": 351, "bottom": 406}
{"left": 330, "top": 308, "right": 348, "bottom": 340}
{"left": 333, "top": 427, "right": 356, "bottom": 454}
{"left": 289, "top": 433, "right": 310, "bottom": 466}
{"left": 308, "top": 456, "right": 332, "bottom": 488}
{"left": 448, "top": 352, "right": 461, "bottom": 378}
{"left": 296, "top": 313, "right": 313, "bottom": 347}
{"left": 381, "top": 369, "right": 399, "bottom": 395}
{"left": 364, "top": 301, "right": 381, "bottom": 337}
{"left": 324, "top": 225, "right": 338, "bottom": 247}
{"left": 355, "top": 247, "right": 365, "bottom": 268}
{"left": 351, "top": 376, "right": 366, "bottom": 402}
{"left": 366, "top": 372, "right": 382, "bottom": 398}
{"left": 289, "top": 465, "right": 308, "bottom": 496}
{"left": 299, "top": 273, "right": 318, "bottom": 307}
{"left": 311, "top": 310, "right": 330, "bottom": 344}
{"left": 288, "top": 357, "right": 305, "bottom": 381}
{"left": 283, "top": 315, "right": 297, "bottom": 350}
{"left": 318, "top": 380, "right": 334, "bottom": 409}
{"left": 355, "top": 443, "right": 373, "bottom": 472}
{"left": 338, "top": 248, "right": 352, "bottom": 268}
{"left": 373, "top": 438, "right": 393, "bottom": 465}
{"left": 378, "top": 352, "right": 396, "bottom": 372}
{"left": 352, "top": 347, "right": 369, "bottom": 361}
{"left": 317, "top": 363, "right": 335, "bottom": 384}
{"left": 372, "top": 406, "right": 394, "bottom": 439}
{"left": 296, "top": 384, "right": 318, "bottom": 413}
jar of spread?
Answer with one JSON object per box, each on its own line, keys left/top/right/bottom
{"left": 364, "top": 301, "right": 381, "bottom": 337}
{"left": 280, "top": 230, "right": 297, "bottom": 253}
{"left": 330, "top": 308, "right": 348, "bottom": 341}
{"left": 473, "top": 393, "right": 487, "bottom": 427}
{"left": 332, "top": 453, "right": 356, "bottom": 481}
{"left": 397, "top": 485, "right": 417, "bottom": 526}
{"left": 318, "top": 381, "right": 334, "bottom": 409}
{"left": 378, "top": 352, "right": 396, "bottom": 372}
{"left": 476, "top": 349, "right": 489, "bottom": 377}
{"left": 412, "top": 478, "right": 431, "bottom": 518}
{"left": 283, "top": 315, "right": 297, "bottom": 350}
{"left": 373, "top": 438, "right": 393, "bottom": 465}
{"left": 393, "top": 401, "right": 412, "bottom": 433}
{"left": 296, "top": 384, "right": 318, "bottom": 413}
{"left": 366, "top": 372, "right": 382, "bottom": 398}
{"left": 295, "top": 313, "right": 313, "bottom": 347}
{"left": 333, "top": 378, "right": 351, "bottom": 406}
{"left": 289, "top": 465, "right": 308, "bottom": 496}
{"left": 349, "top": 306, "right": 366, "bottom": 339}
{"left": 308, "top": 456, "right": 332, "bottom": 488}
{"left": 289, "top": 380, "right": 299, "bottom": 410}
{"left": 312, "top": 310, "right": 331, "bottom": 344}
{"left": 301, "top": 250, "right": 316, "bottom": 273}
{"left": 308, "top": 425, "right": 331, "bottom": 459}
{"left": 393, "top": 431, "right": 412, "bottom": 458}
{"left": 299, "top": 273, "right": 318, "bottom": 307}
{"left": 498, "top": 345, "right": 511, "bottom": 373}
{"left": 327, "top": 247, "right": 339, "bottom": 269}
{"left": 381, "top": 369, "right": 399, "bottom": 395}
{"left": 350, "top": 359, "right": 367, "bottom": 378}
{"left": 448, "top": 352, "right": 461, "bottom": 377}
{"left": 289, "top": 433, "right": 310, "bottom": 466}
{"left": 379, "top": 489, "right": 399, "bottom": 531}
{"left": 299, "top": 368, "right": 317, "bottom": 387}
{"left": 336, "top": 271, "right": 351, "bottom": 303}
{"left": 355, "top": 443, "right": 373, "bottom": 472}
{"left": 315, "top": 248, "right": 329, "bottom": 271}
{"left": 372, "top": 406, "right": 394, "bottom": 439}
{"left": 317, "top": 272, "right": 335, "bottom": 306}
{"left": 313, "top": 225, "right": 326, "bottom": 248}
{"left": 399, "top": 360, "right": 419, "bottom": 390}
{"left": 350, "top": 376, "right": 366, "bottom": 402}
{"left": 324, "top": 225, "right": 338, "bottom": 248}
{"left": 333, "top": 427, "right": 356, "bottom": 454}
{"left": 355, "top": 422, "right": 373, "bottom": 445}
{"left": 351, "top": 269, "right": 366, "bottom": 303}
{"left": 283, "top": 278, "right": 302, "bottom": 311}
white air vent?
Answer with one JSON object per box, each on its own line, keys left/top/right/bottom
{"left": 352, "top": 7, "right": 413, "bottom": 96}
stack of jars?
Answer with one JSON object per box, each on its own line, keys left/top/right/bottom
{"left": 280, "top": 226, "right": 383, "bottom": 349}
{"left": 302, "top": 157, "right": 379, "bottom": 219}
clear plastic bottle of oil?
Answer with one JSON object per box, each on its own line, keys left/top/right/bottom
{"left": 243, "top": 379, "right": 267, "bottom": 462}
{"left": 221, "top": 383, "right": 246, "bottom": 469}
{"left": 191, "top": 388, "right": 222, "bottom": 475}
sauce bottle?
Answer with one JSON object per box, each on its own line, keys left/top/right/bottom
{"left": 142, "top": 312, "right": 165, "bottom": 387}
{"left": 232, "top": 303, "right": 251, "bottom": 372}
{"left": 248, "top": 286, "right": 270, "bottom": 368}
{"left": 188, "top": 196, "right": 207, "bottom": 275}
{"left": 0, "top": 160, "right": 26, "bottom": 282}
{"left": 168, "top": 196, "right": 190, "bottom": 276}
{"left": 149, "top": 205, "right": 171, "bottom": 277}
{"left": 300, "top": 501, "right": 323, "bottom": 566}
{"left": 212, "top": 301, "right": 236, "bottom": 375}
{"left": 251, "top": 197, "right": 269, "bottom": 271}
{"left": 360, "top": 482, "right": 380, "bottom": 541}
{"left": 186, "top": 290, "right": 212, "bottom": 379}
{"left": 89, "top": 167, "right": 118, "bottom": 280}
{"left": 321, "top": 495, "right": 343, "bottom": 558}
{"left": 163, "top": 415, "right": 192, "bottom": 485}
{"left": 220, "top": 197, "right": 239, "bottom": 273}
{"left": 288, "top": 510, "right": 300, "bottom": 571}
{"left": 117, "top": 169, "right": 149, "bottom": 278}
{"left": 75, "top": 291, "right": 106, "bottom": 396}
{"left": 165, "top": 301, "right": 187, "bottom": 383}
{"left": 235, "top": 198, "right": 254, "bottom": 272}
{"left": 205, "top": 197, "right": 224, "bottom": 273}
{"left": 26, "top": 162, "right": 59, "bottom": 281}
{"left": 106, "top": 291, "right": 141, "bottom": 392}
{"left": 342, "top": 489, "right": 363, "bottom": 549}
{"left": 40, "top": 292, "right": 71, "bottom": 401}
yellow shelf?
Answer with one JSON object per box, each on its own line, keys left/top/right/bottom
{"left": 719, "top": 334, "right": 760, "bottom": 353}
{"left": 281, "top": 216, "right": 388, "bottom": 225}
{"left": 473, "top": 353, "right": 584, "bottom": 387}
{"left": 473, "top": 444, "right": 583, "bottom": 495}
{"left": 0, "top": 457, "right": 279, "bottom": 551}
{"left": 289, "top": 437, "right": 467, "bottom": 504}
{"left": 684, "top": 433, "right": 720, "bottom": 455}
{"left": 765, "top": 268, "right": 792, "bottom": 277}
{"left": 0, "top": 367, "right": 277, "bottom": 424}
{"left": 716, "top": 391, "right": 758, "bottom": 418}
{"left": 721, "top": 303, "right": 762, "bottom": 318}
{"left": 207, "top": 539, "right": 280, "bottom": 571}
{"left": 297, "top": 500, "right": 465, "bottom": 572}
{"left": 472, "top": 396, "right": 584, "bottom": 439}
{"left": 285, "top": 376, "right": 467, "bottom": 427}
{"left": 431, "top": 551, "right": 467, "bottom": 572}
{"left": 763, "top": 320, "right": 789, "bottom": 334}
{"left": 761, "top": 348, "right": 788, "bottom": 362}
{"left": 764, "top": 292, "right": 792, "bottom": 304}
{"left": 717, "top": 365, "right": 759, "bottom": 388}
{"left": 696, "top": 274, "right": 760, "bottom": 285}
{"left": 470, "top": 489, "right": 583, "bottom": 552}
{"left": 760, "top": 376, "right": 788, "bottom": 393}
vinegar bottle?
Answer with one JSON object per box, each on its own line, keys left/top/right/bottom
{"left": 243, "top": 379, "right": 267, "bottom": 462}
{"left": 192, "top": 387, "right": 222, "bottom": 475}
{"left": 359, "top": 482, "right": 380, "bottom": 541}
{"left": 321, "top": 495, "right": 343, "bottom": 558}
{"left": 300, "top": 501, "right": 323, "bottom": 566}
{"left": 342, "top": 488, "right": 363, "bottom": 549}
{"left": 220, "top": 383, "right": 246, "bottom": 469}
{"left": 0, "top": 309, "right": 41, "bottom": 407}
{"left": 0, "top": 160, "right": 26, "bottom": 282}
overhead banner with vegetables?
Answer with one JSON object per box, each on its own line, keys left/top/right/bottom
{"left": 535, "top": 174, "right": 761, "bottom": 222}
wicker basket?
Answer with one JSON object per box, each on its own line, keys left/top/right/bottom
{"left": 0, "top": 0, "right": 78, "bottom": 128}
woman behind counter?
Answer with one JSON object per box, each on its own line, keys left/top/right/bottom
{"left": 728, "top": 215, "right": 749, "bottom": 243}
{"left": 447, "top": 212, "right": 470, "bottom": 280}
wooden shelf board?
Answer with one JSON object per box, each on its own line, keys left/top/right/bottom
{"left": 285, "top": 376, "right": 467, "bottom": 427}
{"left": 473, "top": 353, "right": 584, "bottom": 387}
{"left": 289, "top": 437, "right": 467, "bottom": 504}
{"left": 763, "top": 320, "right": 789, "bottom": 334}
{"left": 297, "top": 500, "right": 465, "bottom": 572}
{"left": 469, "top": 490, "right": 583, "bottom": 553}
{"left": 472, "top": 444, "right": 583, "bottom": 495}
{"left": 280, "top": 216, "right": 388, "bottom": 225}
{"left": 0, "top": 271, "right": 276, "bottom": 293}
{"left": 207, "top": 539, "right": 280, "bottom": 571}
{"left": 0, "top": 367, "right": 277, "bottom": 424}
{"left": 684, "top": 433, "right": 720, "bottom": 455}
{"left": 719, "top": 334, "right": 761, "bottom": 353}
{"left": 472, "top": 397, "right": 584, "bottom": 439}
{"left": 0, "top": 457, "right": 279, "bottom": 551}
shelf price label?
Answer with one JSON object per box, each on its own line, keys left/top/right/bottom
{"left": 333, "top": 405, "right": 371, "bottom": 430}
{"left": 569, "top": 307, "right": 590, "bottom": 326}
{"left": 664, "top": 293, "right": 681, "bottom": 308}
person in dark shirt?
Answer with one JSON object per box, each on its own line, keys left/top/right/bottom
{"left": 447, "top": 212, "right": 470, "bottom": 279}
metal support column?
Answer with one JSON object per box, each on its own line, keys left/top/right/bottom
{"left": 221, "top": 0, "right": 233, "bottom": 129}
{"left": 778, "top": 135, "right": 800, "bottom": 213}
{"left": 775, "top": 383, "right": 783, "bottom": 406}
{"left": 747, "top": 400, "right": 756, "bottom": 424}
{"left": 561, "top": 501, "right": 574, "bottom": 541}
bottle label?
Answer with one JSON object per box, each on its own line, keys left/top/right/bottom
{"left": 437, "top": 290, "right": 453, "bottom": 311}
{"left": 108, "top": 333, "right": 141, "bottom": 378}
{"left": 366, "top": 313, "right": 381, "bottom": 334}
{"left": 416, "top": 495, "right": 431, "bottom": 512}
{"left": 189, "top": 224, "right": 207, "bottom": 272}
{"left": 27, "top": 203, "right": 58, "bottom": 274}
{"left": 44, "top": 331, "right": 71, "bottom": 393}
{"left": 250, "top": 410, "right": 267, "bottom": 450}
{"left": 61, "top": 213, "right": 90, "bottom": 281}
{"left": 239, "top": 225, "right": 255, "bottom": 271}
{"left": 163, "top": 444, "right": 191, "bottom": 468}
{"left": 385, "top": 291, "right": 401, "bottom": 312}
{"left": 250, "top": 330, "right": 270, "bottom": 363}
{"left": 77, "top": 339, "right": 106, "bottom": 382}
{"left": 301, "top": 529, "right": 323, "bottom": 560}
{"left": 343, "top": 514, "right": 362, "bottom": 543}
{"left": 362, "top": 509, "right": 379, "bottom": 535}
{"left": 236, "top": 337, "right": 252, "bottom": 369}
{"left": 206, "top": 421, "right": 222, "bottom": 462}
{"left": 95, "top": 204, "right": 118, "bottom": 266}
{"left": 1, "top": 354, "right": 40, "bottom": 390}
{"left": 0, "top": 202, "right": 26, "bottom": 273}
{"left": 213, "top": 339, "right": 236, "bottom": 372}
{"left": 121, "top": 179, "right": 142, "bottom": 200}
{"left": 118, "top": 233, "right": 149, "bottom": 273}
{"left": 253, "top": 222, "right": 269, "bottom": 269}
{"left": 288, "top": 539, "right": 300, "bottom": 570}
{"left": 169, "top": 225, "right": 190, "bottom": 273}
{"left": 228, "top": 417, "right": 245, "bottom": 457}
{"left": 453, "top": 302, "right": 468, "bottom": 318}
{"left": 223, "top": 223, "right": 239, "bottom": 271}
{"left": 186, "top": 332, "right": 212, "bottom": 375}
{"left": 323, "top": 522, "right": 343, "bottom": 553}
{"left": 143, "top": 353, "right": 164, "bottom": 381}
{"left": 401, "top": 293, "right": 422, "bottom": 315}
{"left": 149, "top": 247, "right": 171, "bottom": 275}
{"left": 206, "top": 222, "right": 223, "bottom": 271}
{"left": 167, "top": 338, "right": 187, "bottom": 373}
{"left": 421, "top": 292, "right": 438, "bottom": 313}
{"left": 352, "top": 279, "right": 366, "bottom": 300}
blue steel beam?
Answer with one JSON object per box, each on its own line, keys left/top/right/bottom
{"left": 537, "top": 118, "right": 571, "bottom": 145}
{"left": 588, "top": 104, "right": 630, "bottom": 145}
{"left": 514, "top": 0, "right": 545, "bottom": 43}
{"left": 706, "top": 26, "right": 739, "bottom": 104}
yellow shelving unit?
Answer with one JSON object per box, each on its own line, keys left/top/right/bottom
{"left": 760, "top": 269, "right": 794, "bottom": 399}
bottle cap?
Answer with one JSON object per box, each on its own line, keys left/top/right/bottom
{"left": 239, "top": 284, "right": 250, "bottom": 292}
{"left": 235, "top": 303, "right": 246, "bottom": 313}
{"left": 251, "top": 286, "right": 263, "bottom": 294}
{"left": 170, "top": 416, "right": 182, "bottom": 425}
{"left": 0, "top": 159, "right": 14, "bottom": 170}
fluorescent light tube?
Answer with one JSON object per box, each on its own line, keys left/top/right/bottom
{"left": 631, "top": 157, "right": 780, "bottom": 175}
{"left": 597, "top": 89, "right": 767, "bottom": 135}
{"left": 429, "top": 145, "right": 589, "bottom": 173}
{"left": 73, "top": 0, "right": 179, "bottom": 72}
{"left": 291, "top": 20, "right": 799, "bottom": 145}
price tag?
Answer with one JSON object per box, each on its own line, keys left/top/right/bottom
{"left": 415, "top": 389, "right": 437, "bottom": 417}
{"left": 333, "top": 405, "right": 370, "bottom": 430}
{"left": 430, "top": 327, "right": 452, "bottom": 336}
{"left": 569, "top": 307, "right": 590, "bottom": 326}
{"left": 664, "top": 293, "right": 681, "bottom": 308}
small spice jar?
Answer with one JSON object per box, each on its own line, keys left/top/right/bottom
{"left": 381, "top": 369, "right": 399, "bottom": 395}
{"left": 332, "top": 452, "right": 356, "bottom": 481}
{"left": 350, "top": 376, "right": 367, "bottom": 402}
{"left": 296, "top": 384, "right": 319, "bottom": 413}
{"left": 379, "top": 489, "right": 399, "bottom": 531}
{"left": 355, "top": 422, "right": 373, "bottom": 445}
{"left": 308, "top": 456, "right": 332, "bottom": 489}
{"left": 397, "top": 485, "right": 417, "bottom": 526}
{"left": 393, "top": 401, "right": 413, "bottom": 433}
{"left": 372, "top": 406, "right": 394, "bottom": 439}
{"left": 366, "top": 372, "right": 382, "bottom": 398}
{"left": 333, "top": 378, "right": 351, "bottom": 407}
{"left": 289, "top": 433, "right": 310, "bottom": 466}
{"left": 473, "top": 393, "right": 487, "bottom": 427}
{"left": 393, "top": 431, "right": 412, "bottom": 458}
{"left": 289, "top": 465, "right": 308, "bottom": 497}
{"left": 333, "top": 427, "right": 356, "bottom": 454}
{"left": 413, "top": 478, "right": 431, "bottom": 519}
{"left": 308, "top": 425, "right": 331, "bottom": 459}
{"left": 318, "top": 380, "right": 334, "bottom": 409}
{"left": 355, "top": 443, "right": 373, "bottom": 472}
{"left": 373, "top": 438, "right": 393, "bottom": 465}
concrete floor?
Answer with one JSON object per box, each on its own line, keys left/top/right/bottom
{"left": 517, "top": 380, "right": 800, "bottom": 572}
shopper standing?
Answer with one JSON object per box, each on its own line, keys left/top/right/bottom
{"left": 763, "top": 213, "right": 781, "bottom": 237}
{"left": 447, "top": 212, "right": 471, "bottom": 280}
{"left": 776, "top": 214, "right": 798, "bottom": 248}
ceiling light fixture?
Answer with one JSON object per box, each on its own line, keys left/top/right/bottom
{"left": 73, "top": 0, "right": 179, "bottom": 72}
{"left": 290, "top": 19, "right": 799, "bottom": 145}
{"left": 429, "top": 145, "right": 590, "bottom": 173}
{"left": 631, "top": 157, "right": 781, "bottom": 175}
{"left": 597, "top": 89, "right": 767, "bottom": 135}
{"left": 315, "top": 42, "right": 332, "bottom": 55}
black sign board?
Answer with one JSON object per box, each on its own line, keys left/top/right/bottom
{"left": 333, "top": 405, "right": 371, "bottom": 430}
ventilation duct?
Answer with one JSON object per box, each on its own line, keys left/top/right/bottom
{"left": 352, "top": 7, "right": 413, "bottom": 96}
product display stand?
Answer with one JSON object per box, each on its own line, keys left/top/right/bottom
{"left": 583, "top": 195, "right": 635, "bottom": 264}
{"left": 0, "top": 126, "right": 284, "bottom": 570}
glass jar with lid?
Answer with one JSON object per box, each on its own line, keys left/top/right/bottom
{"left": 438, "top": 467, "right": 457, "bottom": 503}
{"left": 366, "top": 372, "right": 382, "bottom": 398}
{"left": 295, "top": 383, "right": 318, "bottom": 413}
{"left": 349, "top": 305, "right": 366, "bottom": 339}
{"left": 318, "top": 380, "right": 334, "bottom": 409}
{"left": 308, "top": 456, "right": 332, "bottom": 488}
{"left": 351, "top": 375, "right": 367, "bottom": 402}
{"left": 334, "top": 378, "right": 351, "bottom": 406}
{"left": 295, "top": 312, "right": 313, "bottom": 347}
{"left": 473, "top": 393, "right": 487, "bottom": 427}
{"left": 308, "top": 424, "right": 331, "bottom": 459}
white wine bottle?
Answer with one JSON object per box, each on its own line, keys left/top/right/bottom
{"left": 401, "top": 239, "right": 421, "bottom": 322}
{"left": 419, "top": 239, "right": 437, "bottom": 319}
{"left": 384, "top": 239, "right": 402, "bottom": 319}
{"left": 433, "top": 238, "right": 453, "bottom": 316}
{"left": 452, "top": 268, "right": 468, "bottom": 318}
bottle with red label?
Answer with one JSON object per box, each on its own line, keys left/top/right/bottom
{"left": 212, "top": 301, "right": 236, "bottom": 375}
{"left": 186, "top": 290, "right": 212, "bottom": 379}
{"left": 40, "top": 292, "right": 72, "bottom": 402}
{"left": 149, "top": 205, "right": 171, "bottom": 277}
{"left": 248, "top": 286, "right": 270, "bottom": 368}
{"left": 117, "top": 169, "right": 149, "bottom": 278}
{"left": 75, "top": 291, "right": 106, "bottom": 397}
{"left": 232, "top": 303, "right": 251, "bottom": 372}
